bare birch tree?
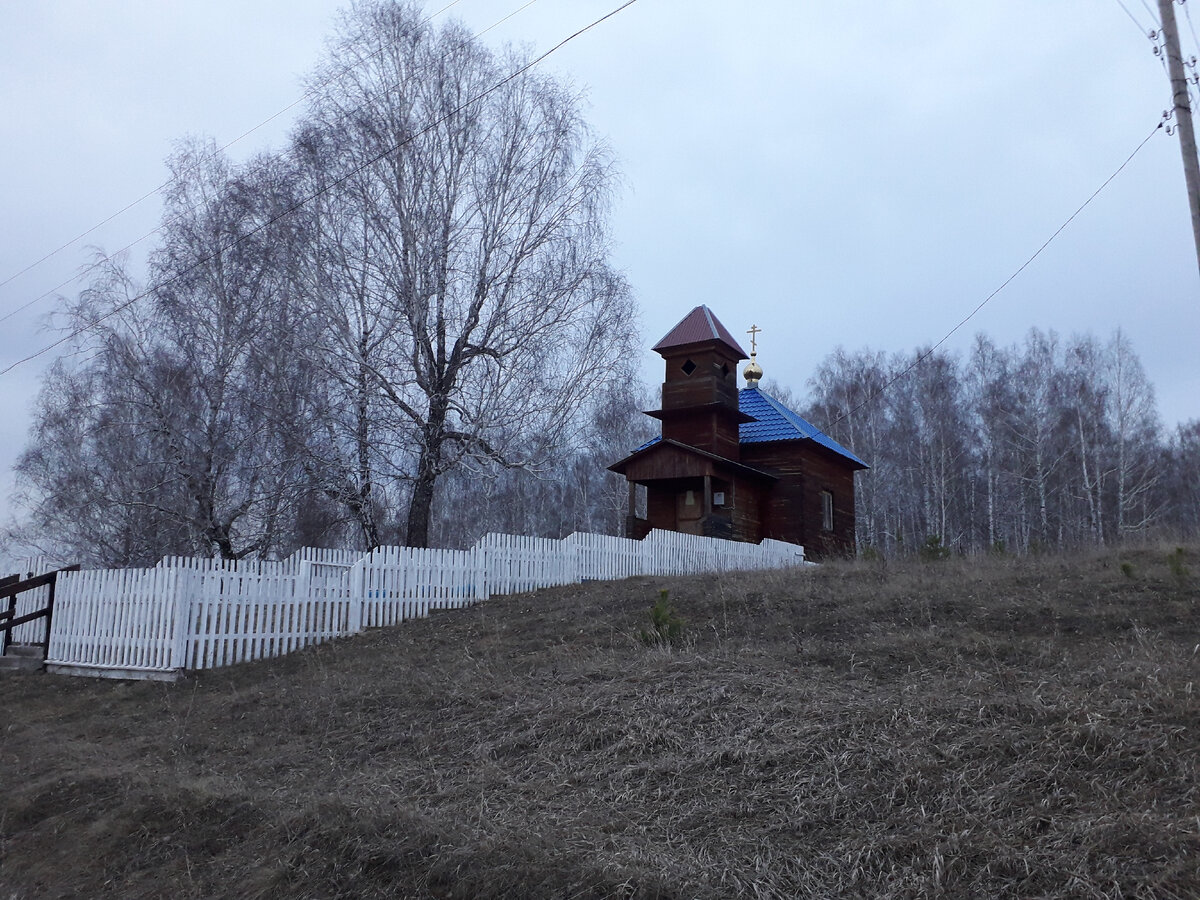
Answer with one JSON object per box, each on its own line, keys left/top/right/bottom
{"left": 13, "top": 259, "right": 193, "bottom": 566}
{"left": 1106, "top": 329, "right": 1161, "bottom": 535}
{"left": 965, "top": 335, "right": 1019, "bottom": 552}
{"left": 142, "top": 142, "right": 308, "bottom": 558}
{"left": 297, "top": 1, "right": 636, "bottom": 546}
{"left": 1166, "top": 420, "right": 1200, "bottom": 536}
{"left": 286, "top": 125, "right": 409, "bottom": 550}
{"left": 16, "top": 144, "right": 308, "bottom": 563}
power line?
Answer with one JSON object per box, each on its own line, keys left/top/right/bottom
{"left": 0, "top": 0, "right": 641, "bottom": 378}
{"left": 476, "top": 0, "right": 540, "bottom": 37}
{"left": 0, "top": 0, "right": 543, "bottom": 329}
{"left": 1184, "top": 0, "right": 1200, "bottom": 58}
{"left": 1183, "top": 1, "right": 1200, "bottom": 113}
{"left": 1115, "top": 0, "right": 1154, "bottom": 35}
{"left": 0, "top": 0, "right": 480, "bottom": 296}
{"left": 818, "top": 120, "right": 1165, "bottom": 435}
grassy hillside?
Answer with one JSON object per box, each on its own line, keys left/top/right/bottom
{"left": 2, "top": 546, "right": 1197, "bottom": 898}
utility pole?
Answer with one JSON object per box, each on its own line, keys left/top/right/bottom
{"left": 1158, "top": 0, "right": 1200, "bottom": 276}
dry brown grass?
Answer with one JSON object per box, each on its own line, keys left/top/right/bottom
{"left": 2, "top": 545, "right": 1198, "bottom": 898}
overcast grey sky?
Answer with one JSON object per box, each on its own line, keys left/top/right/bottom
{"left": 1, "top": 0, "right": 1196, "bottom": 528}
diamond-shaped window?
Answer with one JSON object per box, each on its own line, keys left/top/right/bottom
{"left": 720, "top": 362, "right": 730, "bottom": 378}
{"left": 681, "top": 359, "right": 697, "bottom": 376}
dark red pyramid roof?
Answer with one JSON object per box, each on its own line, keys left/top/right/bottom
{"left": 652, "top": 306, "right": 748, "bottom": 358}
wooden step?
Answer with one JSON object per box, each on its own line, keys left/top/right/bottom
{"left": 4, "top": 644, "right": 43, "bottom": 659}
{"left": 0, "top": 644, "right": 43, "bottom": 673}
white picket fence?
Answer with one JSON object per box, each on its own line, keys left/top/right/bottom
{"left": 50, "top": 566, "right": 183, "bottom": 671}
{"left": 43, "top": 530, "right": 806, "bottom": 680}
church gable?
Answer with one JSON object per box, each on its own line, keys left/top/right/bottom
{"left": 609, "top": 438, "right": 777, "bottom": 485}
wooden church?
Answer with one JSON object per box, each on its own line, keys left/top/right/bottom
{"left": 608, "top": 306, "right": 868, "bottom": 559}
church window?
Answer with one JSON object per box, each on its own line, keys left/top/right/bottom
{"left": 821, "top": 491, "right": 834, "bottom": 531}
{"left": 681, "top": 359, "right": 697, "bottom": 376}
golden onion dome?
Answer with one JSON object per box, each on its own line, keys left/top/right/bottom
{"left": 743, "top": 355, "right": 763, "bottom": 388}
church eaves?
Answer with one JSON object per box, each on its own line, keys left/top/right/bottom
{"left": 628, "top": 387, "right": 868, "bottom": 470}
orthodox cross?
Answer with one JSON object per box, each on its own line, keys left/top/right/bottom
{"left": 747, "top": 324, "right": 761, "bottom": 355}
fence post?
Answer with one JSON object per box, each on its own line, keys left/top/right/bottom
{"left": 39, "top": 569, "right": 60, "bottom": 661}
{"left": 296, "top": 559, "right": 312, "bottom": 604}
{"left": 347, "top": 557, "right": 365, "bottom": 634}
{"left": 169, "top": 566, "right": 190, "bottom": 671}
{"left": 2, "top": 587, "right": 14, "bottom": 656}
{"left": 567, "top": 535, "right": 579, "bottom": 585}
{"left": 473, "top": 543, "right": 486, "bottom": 602}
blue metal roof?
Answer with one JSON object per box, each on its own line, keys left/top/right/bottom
{"left": 628, "top": 390, "right": 867, "bottom": 469}
{"left": 634, "top": 435, "right": 661, "bottom": 452}
{"left": 738, "top": 388, "right": 868, "bottom": 467}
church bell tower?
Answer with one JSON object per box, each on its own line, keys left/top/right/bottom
{"left": 647, "top": 305, "right": 753, "bottom": 460}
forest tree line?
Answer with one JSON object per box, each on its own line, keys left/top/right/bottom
{"left": 797, "top": 328, "right": 1200, "bottom": 556}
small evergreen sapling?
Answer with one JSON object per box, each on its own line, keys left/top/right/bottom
{"left": 639, "top": 589, "right": 684, "bottom": 649}
{"left": 919, "top": 535, "right": 951, "bottom": 561}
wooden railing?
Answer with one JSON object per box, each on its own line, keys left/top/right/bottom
{"left": 1, "top": 565, "right": 80, "bottom": 661}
